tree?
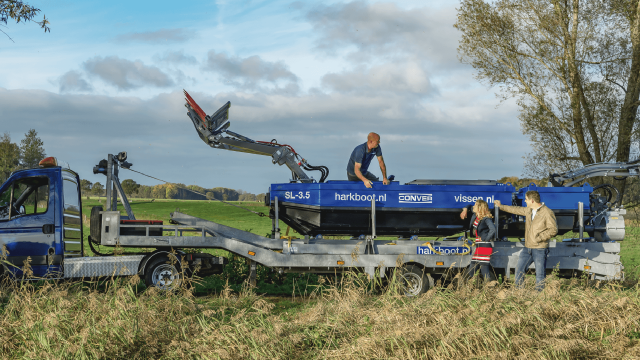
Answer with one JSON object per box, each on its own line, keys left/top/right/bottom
{"left": 166, "top": 185, "right": 178, "bottom": 199}
{"left": 0, "top": 132, "right": 20, "bottom": 183}
{"left": 19, "top": 129, "right": 45, "bottom": 169}
{"left": 80, "top": 179, "right": 92, "bottom": 194}
{"left": 137, "top": 185, "right": 152, "bottom": 199}
{"left": 1, "top": 0, "right": 50, "bottom": 41}
{"left": 121, "top": 179, "right": 140, "bottom": 198}
{"left": 92, "top": 182, "right": 104, "bottom": 196}
{"left": 151, "top": 185, "right": 166, "bottom": 199}
{"left": 456, "top": 0, "right": 640, "bottom": 194}
{"left": 497, "top": 176, "right": 546, "bottom": 189}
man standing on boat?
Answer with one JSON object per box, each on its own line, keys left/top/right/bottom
{"left": 346, "top": 132, "right": 390, "bottom": 188}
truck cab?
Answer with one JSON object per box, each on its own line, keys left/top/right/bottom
{"left": 0, "top": 159, "right": 82, "bottom": 278}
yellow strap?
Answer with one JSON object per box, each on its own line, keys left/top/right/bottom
{"left": 460, "top": 242, "right": 472, "bottom": 255}
{"left": 280, "top": 235, "right": 296, "bottom": 250}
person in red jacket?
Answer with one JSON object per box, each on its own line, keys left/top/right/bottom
{"left": 460, "top": 199, "right": 497, "bottom": 283}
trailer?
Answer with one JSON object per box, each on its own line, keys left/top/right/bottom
{"left": 0, "top": 94, "right": 631, "bottom": 296}
{"left": 180, "top": 92, "right": 629, "bottom": 291}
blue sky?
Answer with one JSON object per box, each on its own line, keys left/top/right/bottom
{"left": 1, "top": 0, "right": 530, "bottom": 194}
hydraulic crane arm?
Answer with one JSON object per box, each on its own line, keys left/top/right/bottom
{"left": 183, "top": 90, "right": 328, "bottom": 183}
{"left": 549, "top": 160, "right": 640, "bottom": 187}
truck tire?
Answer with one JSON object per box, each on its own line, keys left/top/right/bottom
{"left": 144, "top": 256, "right": 184, "bottom": 291}
{"left": 400, "top": 265, "right": 434, "bottom": 297}
{"left": 89, "top": 206, "right": 103, "bottom": 244}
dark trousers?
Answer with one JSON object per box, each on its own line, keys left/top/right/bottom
{"left": 464, "top": 261, "right": 496, "bottom": 282}
{"left": 515, "top": 247, "right": 549, "bottom": 291}
{"left": 347, "top": 171, "right": 379, "bottom": 182}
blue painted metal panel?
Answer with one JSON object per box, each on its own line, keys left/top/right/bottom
{"left": 516, "top": 183, "right": 592, "bottom": 210}
{"left": 270, "top": 181, "right": 516, "bottom": 209}
{"left": 0, "top": 167, "right": 62, "bottom": 277}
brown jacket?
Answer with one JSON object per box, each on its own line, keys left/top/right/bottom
{"left": 498, "top": 204, "right": 558, "bottom": 248}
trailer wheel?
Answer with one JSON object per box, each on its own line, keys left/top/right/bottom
{"left": 400, "top": 265, "right": 433, "bottom": 297}
{"left": 89, "top": 206, "right": 103, "bottom": 244}
{"left": 144, "top": 256, "right": 183, "bottom": 291}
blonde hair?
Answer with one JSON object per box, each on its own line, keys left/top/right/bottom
{"left": 474, "top": 199, "right": 494, "bottom": 221}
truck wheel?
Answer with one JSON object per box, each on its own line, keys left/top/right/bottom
{"left": 89, "top": 206, "right": 103, "bottom": 244}
{"left": 144, "top": 256, "right": 183, "bottom": 291}
{"left": 400, "top": 265, "right": 434, "bottom": 297}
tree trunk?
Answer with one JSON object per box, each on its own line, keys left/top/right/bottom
{"left": 615, "top": 0, "right": 640, "bottom": 198}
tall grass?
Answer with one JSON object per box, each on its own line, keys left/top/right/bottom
{"left": 1, "top": 269, "right": 639, "bottom": 359}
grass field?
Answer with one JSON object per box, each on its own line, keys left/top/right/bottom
{"left": 0, "top": 198, "right": 639, "bottom": 358}
{"left": 1, "top": 265, "right": 639, "bottom": 358}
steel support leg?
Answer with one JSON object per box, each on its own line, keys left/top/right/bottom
{"left": 274, "top": 196, "right": 280, "bottom": 239}
{"left": 106, "top": 154, "right": 113, "bottom": 211}
{"left": 249, "top": 260, "right": 257, "bottom": 287}
{"left": 371, "top": 197, "right": 376, "bottom": 238}
{"left": 494, "top": 205, "right": 499, "bottom": 240}
{"left": 578, "top": 202, "right": 584, "bottom": 241}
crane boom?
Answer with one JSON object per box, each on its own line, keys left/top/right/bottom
{"left": 183, "top": 90, "right": 328, "bottom": 182}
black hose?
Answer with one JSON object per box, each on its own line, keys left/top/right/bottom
{"left": 593, "top": 184, "right": 612, "bottom": 203}
{"left": 304, "top": 165, "right": 325, "bottom": 182}
{"left": 88, "top": 236, "right": 113, "bottom": 256}
{"left": 609, "top": 185, "right": 621, "bottom": 206}
{"left": 302, "top": 163, "right": 330, "bottom": 182}
{"left": 593, "top": 184, "right": 621, "bottom": 207}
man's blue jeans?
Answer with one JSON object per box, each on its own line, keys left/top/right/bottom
{"left": 515, "top": 247, "right": 549, "bottom": 290}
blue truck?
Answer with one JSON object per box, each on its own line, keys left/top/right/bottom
{"left": 0, "top": 156, "right": 227, "bottom": 287}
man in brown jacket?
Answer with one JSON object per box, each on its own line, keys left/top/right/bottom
{"left": 494, "top": 190, "right": 558, "bottom": 290}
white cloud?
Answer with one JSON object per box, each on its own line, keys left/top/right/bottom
{"left": 57, "top": 71, "right": 93, "bottom": 93}
{"left": 154, "top": 50, "right": 198, "bottom": 65}
{"left": 84, "top": 56, "right": 174, "bottom": 91}
{"left": 203, "top": 50, "right": 299, "bottom": 90}
{"left": 321, "top": 61, "right": 435, "bottom": 96}
{"left": 306, "top": 1, "right": 460, "bottom": 67}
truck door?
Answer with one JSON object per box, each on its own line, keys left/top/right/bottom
{"left": 61, "top": 171, "right": 83, "bottom": 258}
{"left": 0, "top": 172, "right": 59, "bottom": 278}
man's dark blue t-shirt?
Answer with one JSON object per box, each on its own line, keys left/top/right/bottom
{"left": 346, "top": 142, "right": 382, "bottom": 175}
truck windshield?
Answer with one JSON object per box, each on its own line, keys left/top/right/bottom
{"left": 0, "top": 177, "right": 49, "bottom": 220}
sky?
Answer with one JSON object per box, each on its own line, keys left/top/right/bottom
{"left": 0, "top": 0, "right": 530, "bottom": 194}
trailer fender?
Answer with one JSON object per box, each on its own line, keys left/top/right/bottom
{"left": 138, "top": 250, "right": 187, "bottom": 276}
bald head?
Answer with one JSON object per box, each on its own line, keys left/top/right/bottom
{"left": 366, "top": 132, "right": 380, "bottom": 151}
